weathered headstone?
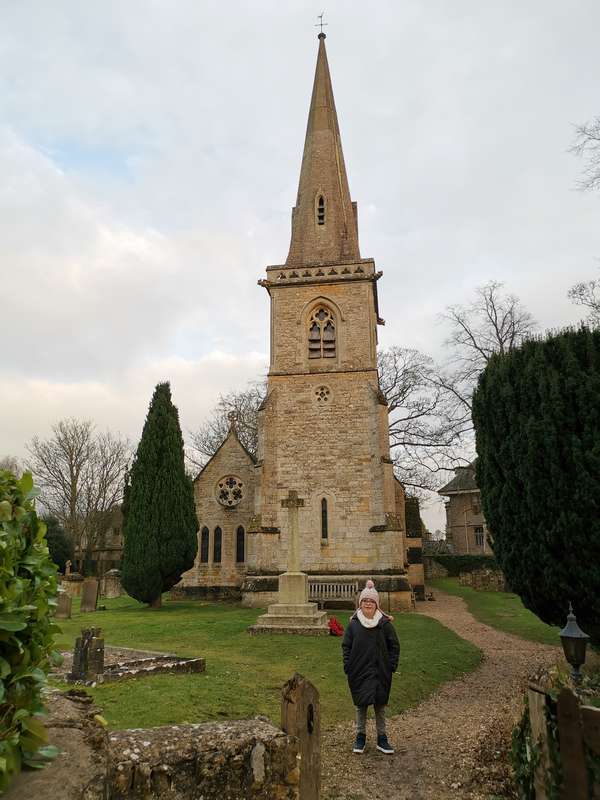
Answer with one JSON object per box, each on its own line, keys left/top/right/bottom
{"left": 281, "top": 673, "right": 320, "bottom": 800}
{"left": 101, "top": 569, "right": 122, "bottom": 599}
{"left": 55, "top": 592, "right": 72, "bottom": 619}
{"left": 80, "top": 577, "right": 99, "bottom": 612}
{"left": 68, "top": 627, "right": 104, "bottom": 682}
{"left": 61, "top": 573, "right": 84, "bottom": 598}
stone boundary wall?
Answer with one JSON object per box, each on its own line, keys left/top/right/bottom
{"left": 459, "top": 567, "right": 508, "bottom": 592}
{"left": 7, "top": 693, "right": 300, "bottom": 800}
{"left": 108, "top": 718, "right": 299, "bottom": 799}
{"left": 423, "top": 556, "right": 449, "bottom": 580}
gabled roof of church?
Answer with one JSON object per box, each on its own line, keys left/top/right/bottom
{"left": 286, "top": 34, "right": 360, "bottom": 267}
{"left": 193, "top": 425, "right": 256, "bottom": 482}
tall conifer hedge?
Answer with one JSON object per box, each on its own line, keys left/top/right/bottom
{"left": 121, "top": 382, "right": 198, "bottom": 607}
{"left": 472, "top": 327, "right": 600, "bottom": 645}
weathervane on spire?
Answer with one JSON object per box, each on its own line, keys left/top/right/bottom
{"left": 315, "top": 12, "right": 328, "bottom": 36}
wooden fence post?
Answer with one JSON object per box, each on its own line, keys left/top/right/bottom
{"left": 557, "top": 687, "right": 589, "bottom": 800}
{"left": 282, "top": 673, "right": 320, "bottom": 800}
{"left": 528, "top": 685, "right": 552, "bottom": 800}
{"left": 582, "top": 704, "right": 600, "bottom": 799}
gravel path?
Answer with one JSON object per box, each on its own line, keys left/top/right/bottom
{"left": 321, "top": 591, "right": 561, "bottom": 800}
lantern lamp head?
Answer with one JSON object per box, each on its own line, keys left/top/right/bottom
{"left": 560, "top": 602, "right": 590, "bottom": 684}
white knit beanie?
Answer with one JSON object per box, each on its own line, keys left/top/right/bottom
{"left": 358, "top": 579, "right": 380, "bottom": 610}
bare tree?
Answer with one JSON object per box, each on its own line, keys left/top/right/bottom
{"left": 436, "top": 280, "right": 537, "bottom": 421}
{"left": 188, "top": 382, "right": 266, "bottom": 470}
{"left": 378, "top": 346, "right": 468, "bottom": 492}
{"left": 26, "top": 419, "right": 130, "bottom": 564}
{"left": 0, "top": 455, "right": 23, "bottom": 476}
{"left": 570, "top": 116, "right": 600, "bottom": 192}
{"left": 568, "top": 267, "right": 600, "bottom": 327}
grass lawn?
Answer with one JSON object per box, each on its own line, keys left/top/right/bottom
{"left": 53, "top": 597, "right": 482, "bottom": 729}
{"left": 430, "top": 578, "right": 562, "bottom": 647}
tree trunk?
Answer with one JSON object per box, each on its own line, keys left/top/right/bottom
{"left": 150, "top": 594, "right": 162, "bottom": 609}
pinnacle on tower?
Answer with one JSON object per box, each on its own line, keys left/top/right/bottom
{"left": 286, "top": 35, "right": 361, "bottom": 267}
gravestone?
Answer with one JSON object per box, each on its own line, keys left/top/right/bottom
{"left": 68, "top": 627, "right": 104, "bottom": 682}
{"left": 55, "top": 591, "right": 72, "bottom": 619}
{"left": 101, "top": 569, "right": 122, "bottom": 599}
{"left": 281, "top": 673, "right": 320, "bottom": 800}
{"left": 80, "top": 577, "right": 99, "bottom": 612}
{"left": 61, "top": 573, "right": 84, "bottom": 598}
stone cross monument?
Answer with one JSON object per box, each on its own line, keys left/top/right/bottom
{"left": 248, "top": 490, "right": 328, "bottom": 635}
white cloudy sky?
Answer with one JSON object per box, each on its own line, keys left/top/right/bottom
{"left": 2, "top": 1, "right": 599, "bottom": 529}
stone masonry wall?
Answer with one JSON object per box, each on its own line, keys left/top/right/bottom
{"left": 444, "top": 491, "right": 489, "bottom": 555}
{"left": 253, "top": 369, "right": 404, "bottom": 574}
{"left": 180, "top": 434, "right": 254, "bottom": 589}
{"left": 108, "top": 719, "right": 299, "bottom": 799}
{"left": 8, "top": 692, "right": 300, "bottom": 800}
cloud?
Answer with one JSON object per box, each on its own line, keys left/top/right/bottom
{"left": 1, "top": 0, "right": 600, "bottom": 532}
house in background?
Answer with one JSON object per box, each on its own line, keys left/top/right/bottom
{"left": 438, "top": 462, "right": 490, "bottom": 555}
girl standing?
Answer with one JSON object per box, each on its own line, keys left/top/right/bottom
{"left": 341, "top": 579, "right": 400, "bottom": 754}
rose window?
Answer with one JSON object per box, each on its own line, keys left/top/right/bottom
{"left": 217, "top": 476, "right": 244, "bottom": 507}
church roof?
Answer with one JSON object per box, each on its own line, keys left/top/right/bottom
{"left": 438, "top": 461, "right": 479, "bottom": 495}
{"left": 193, "top": 425, "right": 256, "bottom": 482}
{"left": 285, "top": 34, "right": 360, "bottom": 267}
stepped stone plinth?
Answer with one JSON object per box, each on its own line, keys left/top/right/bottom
{"left": 248, "top": 493, "right": 330, "bottom": 636}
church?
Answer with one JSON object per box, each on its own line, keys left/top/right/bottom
{"left": 178, "top": 34, "right": 424, "bottom": 610}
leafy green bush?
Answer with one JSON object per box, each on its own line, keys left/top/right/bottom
{"left": 473, "top": 327, "right": 600, "bottom": 645}
{"left": 0, "top": 471, "right": 61, "bottom": 791}
{"left": 431, "top": 554, "right": 498, "bottom": 577}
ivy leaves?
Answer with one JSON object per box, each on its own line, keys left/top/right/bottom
{"left": 0, "top": 469, "right": 60, "bottom": 791}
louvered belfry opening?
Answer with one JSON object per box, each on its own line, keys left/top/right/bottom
{"left": 308, "top": 306, "right": 336, "bottom": 359}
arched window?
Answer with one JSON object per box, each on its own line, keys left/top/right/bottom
{"left": 200, "top": 527, "right": 209, "bottom": 563}
{"left": 308, "top": 306, "right": 336, "bottom": 359}
{"left": 236, "top": 526, "right": 245, "bottom": 563}
{"left": 317, "top": 195, "right": 326, "bottom": 225}
{"left": 321, "top": 498, "right": 329, "bottom": 541}
{"left": 213, "top": 526, "right": 222, "bottom": 563}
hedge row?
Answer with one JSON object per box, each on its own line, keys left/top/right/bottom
{"left": 0, "top": 471, "right": 61, "bottom": 791}
{"left": 430, "top": 554, "right": 498, "bottom": 577}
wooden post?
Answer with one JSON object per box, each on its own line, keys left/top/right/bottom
{"left": 582, "top": 706, "right": 600, "bottom": 799}
{"left": 557, "top": 687, "right": 589, "bottom": 800}
{"left": 282, "top": 673, "right": 320, "bottom": 800}
{"left": 528, "top": 686, "right": 551, "bottom": 800}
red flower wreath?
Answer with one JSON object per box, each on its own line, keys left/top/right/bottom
{"left": 328, "top": 616, "right": 344, "bottom": 636}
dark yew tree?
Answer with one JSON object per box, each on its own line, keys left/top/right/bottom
{"left": 122, "top": 382, "right": 198, "bottom": 607}
{"left": 42, "top": 515, "right": 73, "bottom": 572}
{"left": 472, "top": 327, "right": 600, "bottom": 645}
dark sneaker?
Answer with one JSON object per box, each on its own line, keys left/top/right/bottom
{"left": 376, "top": 734, "right": 394, "bottom": 754}
{"left": 353, "top": 733, "right": 366, "bottom": 754}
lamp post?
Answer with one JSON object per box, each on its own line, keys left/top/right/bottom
{"left": 560, "top": 602, "right": 590, "bottom": 684}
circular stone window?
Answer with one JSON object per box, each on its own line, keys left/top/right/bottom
{"left": 315, "top": 385, "right": 331, "bottom": 404}
{"left": 216, "top": 476, "right": 244, "bottom": 507}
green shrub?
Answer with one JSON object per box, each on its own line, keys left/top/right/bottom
{"left": 473, "top": 327, "right": 600, "bottom": 645}
{"left": 431, "top": 554, "right": 498, "bottom": 577}
{"left": 0, "top": 471, "right": 61, "bottom": 791}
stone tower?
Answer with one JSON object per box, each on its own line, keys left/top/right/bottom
{"left": 248, "top": 33, "right": 405, "bottom": 577}
{"left": 179, "top": 34, "right": 422, "bottom": 611}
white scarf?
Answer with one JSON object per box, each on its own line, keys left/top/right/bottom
{"left": 357, "top": 608, "right": 383, "bottom": 628}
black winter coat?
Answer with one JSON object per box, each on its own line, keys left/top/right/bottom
{"left": 341, "top": 614, "right": 400, "bottom": 707}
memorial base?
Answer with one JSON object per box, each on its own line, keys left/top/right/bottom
{"left": 247, "top": 571, "right": 329, "bottom": 635}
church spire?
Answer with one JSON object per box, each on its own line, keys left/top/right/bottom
{"left": 285, "top": 34, "right": 361, "bottom": 267}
